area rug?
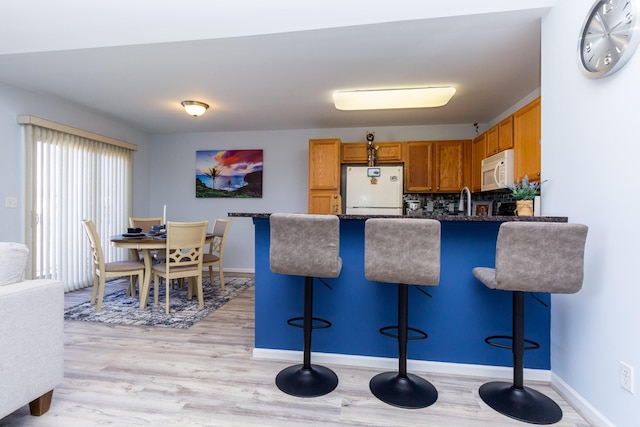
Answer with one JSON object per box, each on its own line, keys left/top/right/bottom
{"left": 64, "top": 276, "right": 253, "bottom": 329}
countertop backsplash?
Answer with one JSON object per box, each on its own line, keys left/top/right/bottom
{"left": 403, "top": 189, "right": 521, "bottom": 216}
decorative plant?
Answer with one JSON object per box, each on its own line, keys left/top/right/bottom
{"left": 508, "top": 175, "right": 543, "bottom": 200}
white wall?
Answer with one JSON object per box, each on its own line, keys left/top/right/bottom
{"left": 5, "top": 4, "right": 634, "bottom": 421}
{"left": 542, "top": 2, "right": 640, "bottom": 425}
{"left": 0, "top": 82, "right": 152, "bottom": 243}
{"left": 148, "top": 124, "right": 474, "bottom": 271}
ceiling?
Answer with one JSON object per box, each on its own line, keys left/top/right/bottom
{"left": 0, "top": 1, "right": 551, "bottom": 135}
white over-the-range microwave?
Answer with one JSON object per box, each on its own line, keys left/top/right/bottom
{"left": 481, "top": 149, "right": 514, "bottom": 191}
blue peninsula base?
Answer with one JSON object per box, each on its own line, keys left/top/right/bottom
{"left": 251, "top": 216, "right": 552, "bottom": 370}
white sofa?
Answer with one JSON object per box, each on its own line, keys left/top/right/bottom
{"left": 0, "top": 243, "right": 64, "bottom": 419}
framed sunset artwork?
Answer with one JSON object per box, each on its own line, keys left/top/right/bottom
{"left": 196, "top": 150, "right": 263, "bottom": 198}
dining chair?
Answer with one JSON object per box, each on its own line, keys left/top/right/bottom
{"left": 203, "top": 218, "right": 231, "bottom": 290}
{"left": 128, "top": 217, "right": 163, "bottom": 262}
{"left": 152, "top": 220, "right": 208, "bottom": 314}
{"left": 82, "top": 220, "right": 146, "bottom": 312}
{"left": 129, "top": 217, "right": 163, "bottom": 232}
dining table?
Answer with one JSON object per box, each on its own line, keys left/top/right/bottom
{"left": 110, "top": 233, "right": 213, "bottom": 309}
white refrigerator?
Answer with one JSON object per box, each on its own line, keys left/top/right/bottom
{"left": 345, "top": 165, "right": 403, "bottom": 215}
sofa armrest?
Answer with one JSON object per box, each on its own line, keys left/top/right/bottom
{"left": 0, "top": 279, "right": 64, "bottom": 418}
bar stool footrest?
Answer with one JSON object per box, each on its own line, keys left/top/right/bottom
{"left": 479, "top": 381, "right": 562, "bottom": 424}
{"left": 484, "top": 335, "right": 540, "bottom": 351}
{"left": 369, "top": 371, "right": 437, "bottom": 409}
{"left": 276, "top": 364, "right": 338, "bottom": 398}
{"left": 380, "top": 325, "right": 428, "bottom": 341}
{"left": 286, "top": 316, "right": 332, "bottom": 329}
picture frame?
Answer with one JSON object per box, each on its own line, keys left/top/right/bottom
{"left": 195, "top": 150, "right": 263, "bottom": 198}
{"left": 472, "top": 201, "right": 492, "bottom": 217}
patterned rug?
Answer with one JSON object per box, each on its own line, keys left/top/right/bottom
{"left": 64, "top": 275, "right": 253, "bottom": 329}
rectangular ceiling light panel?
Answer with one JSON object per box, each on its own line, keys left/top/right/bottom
{"left": 333, "top": 87, "right": 456, "bottom": 111}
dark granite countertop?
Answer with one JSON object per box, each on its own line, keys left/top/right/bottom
{"left": 227, "top": 212, "right": 568, "bottom": 222}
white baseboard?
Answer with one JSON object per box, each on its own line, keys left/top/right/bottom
{"left": 202, "top": 267, "right": 255, "bottom": 274}
{"left": 252, "top": 348, "right": 551, "bottom": 382}
{"left": 551, "top": 372, "right": 614, "bottom": 427}
{"left": 224, "top": 267, "right": 255, "bottom": 274}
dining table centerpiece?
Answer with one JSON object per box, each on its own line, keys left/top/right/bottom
{"left": 508, "top": 175, "right": 543, "bottom": 216}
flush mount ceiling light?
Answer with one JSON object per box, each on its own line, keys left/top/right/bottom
{"left": 181, "top": 100, "right": 209, "bottom": 117}
{"left": 333, "top": 87, "right": 456, "bottom": 111}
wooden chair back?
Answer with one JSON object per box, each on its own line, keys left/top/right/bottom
{"left": 164, "top": 221, "right": 208, "bottom": 277}
{"left": 209, "top": 218, "right": 231, "bottom": 259}
{"left": 129, "top": 217, "right": 163, "bottom": 232}
{"left": 82, "top": 220, "right": 105, "bottom": 274}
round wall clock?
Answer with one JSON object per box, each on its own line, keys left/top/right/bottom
{"left": 578, "top": 0, "right": 640, "bottom": 78}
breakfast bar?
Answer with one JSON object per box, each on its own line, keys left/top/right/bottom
{"left": 230, "top": 213, "right": 568, "bottom": 370}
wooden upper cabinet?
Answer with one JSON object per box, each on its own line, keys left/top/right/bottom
{"left": 377, "top": 142, "right": 403, "bottom": 162}
{"left": 485, "top": 116, "right": 514, "bottom": 156}
{"left": 434, "top": 140, "right": 467, "bottom": 192}
{"left": 404, "top": 141, "right": 434, "bottom": 193}
{"left": 405, "top": 140, "right": 469, "bottom": 193}
{"left": 341, "top": 143, "right": 367, "bottom": 163}
{"left": 308, "top": 139, "right": 340, "bottom": 190}
{"left": 471, "top": 134, "right": 486, "bottom": 192}
{"left": 498, "top": 116, "right": 514, "bottom": 151}
{"left": 513, "top": 97, "right": 541, "bottom": 182}
{"left": 341, "top": 142, "right": 403, "bottom": 163}
{"left": 485, "top": 126, "right": 499, "bottom": 156}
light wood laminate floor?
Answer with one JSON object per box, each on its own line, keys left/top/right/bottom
{"left": 1, "top": 276, "right": 592, "bottom": 426}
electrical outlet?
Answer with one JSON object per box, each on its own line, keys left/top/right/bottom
{"left": 620, "top": 361, "right": 634, "bottom": 393}
{"left": 5, "top": 197, "right": 17, "bottom": 208}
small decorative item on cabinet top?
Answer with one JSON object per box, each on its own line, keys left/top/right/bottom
{"left": 366, "top": 130, "right": 378, "bottom": 167}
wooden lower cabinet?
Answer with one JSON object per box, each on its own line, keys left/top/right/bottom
{"left": 308, "top": 191, "right": 342, "bottom": 214}
{"left": 513, "top": 98, "right": 541, "bottom": 182}
{"left": 341, "top": 142, "right": 403, "bottom": 164}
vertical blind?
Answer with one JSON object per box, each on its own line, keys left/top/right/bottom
{"left": 23, "top": 122, "right": 134, "bottom": 292}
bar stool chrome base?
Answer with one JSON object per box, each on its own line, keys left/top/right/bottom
{"left": 276, "top": 364, "right": 338, "bottom": 398}
{"left": 370, "top": 372, "right": 438, "bottom": 409}
{"left": 479, "top": 381, "right": 562, "bottom": 425}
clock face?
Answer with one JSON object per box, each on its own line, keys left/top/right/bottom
{"left": 579, "top": 0, "right": 640, "bottom": 78}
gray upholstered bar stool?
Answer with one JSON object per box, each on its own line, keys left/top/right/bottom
{"left": 364, "top": 218, "right": 441, "bottom": 409}
{"left": 269, "top": 213, "right": 342, "bottom": 397}
{"left": 472, "top": 222, "right": 588, "bottom": 424}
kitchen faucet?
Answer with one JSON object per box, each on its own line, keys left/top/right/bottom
{"left": 459, "top": 186, "right": 471, "bottom": 216}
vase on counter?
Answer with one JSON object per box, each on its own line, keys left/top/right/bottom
{"left": 515, "top": 200, "right": 534, "bottom": 216}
